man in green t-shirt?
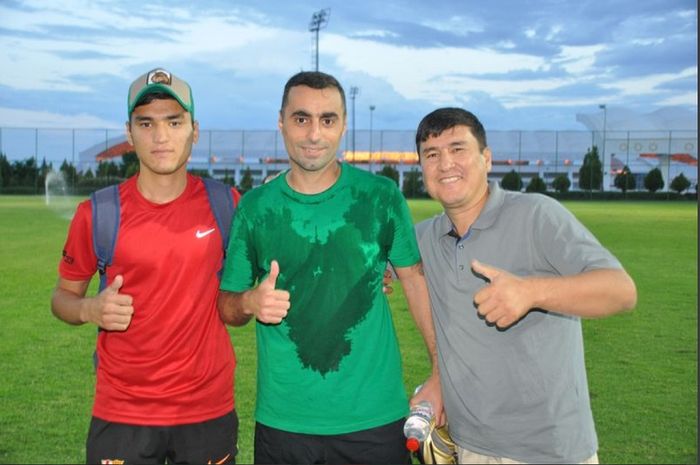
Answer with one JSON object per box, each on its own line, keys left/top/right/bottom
{"left": 218, "top": 71, "right": 443, "bottom": 464}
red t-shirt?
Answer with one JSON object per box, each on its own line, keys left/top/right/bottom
{"left": 59, "top": 174, "right": 240, "bottom": 425}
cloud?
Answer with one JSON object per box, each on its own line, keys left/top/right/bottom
{"left": 0, "top": 1, "right": 303, "bottom": 92}
{"left": 350, "top": 29, "right": 399, "bottom": 39}
{"left": 324, "top": 34, "right": 549, "bottom": 104}
{"left": 521, "top": 24, "right": 564, "bottom": 43}
{"left": 552, "top": 44, "right": 606, "bottom": 74}
{"left": 420, "top": 15, "right": 484, "bottom": 37}
{"left": 600, "top": 67, "right": 697, "bottom": 96}
{"left": 0, "top": 0, "right": 695, "bottom": 136}
{"left": 545, "top": 25, "right": 563, "bottom": 42}
{"left": 0, "top": 106, "right": 121, "bottom": 128}
{"left": 496, "top": 40, "right": 517, "bottom": 50}
{"left": 631, "top": 38, "right": 665, "bottom": 46}
{"left": 657, "top": 91, "right": 699, "bottom": 107}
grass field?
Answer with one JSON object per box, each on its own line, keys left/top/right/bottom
{"left": 0, "top": 195, "right": 696, "bottom": 464}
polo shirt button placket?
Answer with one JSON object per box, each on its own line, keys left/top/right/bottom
{"left": 456, "top": 243, "right": 466, "bottom": 277}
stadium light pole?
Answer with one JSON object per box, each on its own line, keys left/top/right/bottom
{"left": 308, "top": 8, "right": 330, "bottom": 71}
{"left": 350, "top": 86, "right": 359, "bottom": 158}
{"left": 0, "top": 127, "right": 3, "bottom": 190}
{"left": 599, "top": 104, "right": 607, "bottom": 191}
{"left": 369, "top": 105, "right": 375, "bottom": 172}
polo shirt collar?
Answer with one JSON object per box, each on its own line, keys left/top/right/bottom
{"left": 471, "top": 181, "right": 505, "bottom": 231}
{"left": 437, "top": 180, "right": 505, "bottom": 238}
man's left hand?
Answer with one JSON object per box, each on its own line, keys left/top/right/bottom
{"left": 410, "top": 372, "right": 445, "bottom": 427}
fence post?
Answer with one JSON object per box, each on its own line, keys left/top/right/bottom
{"left": 589, "top": 130, "right": 594, "bottom": 199}
{"left": 666, "top": 130, "right": 672, "bottom": 198}
{"left": 35, "top": 128, "right": 39, "bottom": 194}
{"left": 554, "top": 131, "right": 559, "bottom": 189}
{"left": 72, "top": 129, "right": 76, "bottom": 190}
{"left": 517, "top": 131, "right": 522, "bottom": 177}
{"left": 208, "top": 130, "right": 213, "bottom": 177}
{"left": 625, "top": 131, "right": 630, "bottom": 200}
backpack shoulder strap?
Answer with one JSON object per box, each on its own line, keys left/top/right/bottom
{"left": 90, "top": 184, "right": 120, "bottom": 292}
{"left": 202, "top": 177, "right": 236, "bottom": 258}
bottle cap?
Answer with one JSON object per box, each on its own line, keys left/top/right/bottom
{"left": 406, "top": 437, "right": 420, "bottom": 452}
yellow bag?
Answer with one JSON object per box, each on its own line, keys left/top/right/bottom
{"left": 418, "top": 424, "right": 458, "bottom": 464}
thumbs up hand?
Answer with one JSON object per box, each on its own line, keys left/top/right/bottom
{"left": 249, "top": 260, "right": 291, "bottom": 324}
{"left": 89, "top": 275, "right": 134, "bottom": 331}
{"left": 472, "top": 260, "right": 535, "bottom": 329}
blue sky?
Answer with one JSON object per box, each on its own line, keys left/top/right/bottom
{"left": 0, "top": 0, "right": 697, "bottom": 132}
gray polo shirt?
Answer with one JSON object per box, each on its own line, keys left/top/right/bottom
{"left": 416, "top": 181, "right": 622, "bottom": 464}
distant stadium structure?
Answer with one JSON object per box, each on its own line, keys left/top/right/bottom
{"left": 1, "top": 107, "right": 696, "bottom": 190}
{"left": 576, "top": 107, "right": 697, "bottom": 191}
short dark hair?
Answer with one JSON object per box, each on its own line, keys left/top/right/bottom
{"left": 280, "top": 71, "right": 346, "bottom": 116}
{"left": 129, "top": 92, "right": 194, "bottom": 123}
{"left": 415, "top": 107, "right": 487, "bottom": 154}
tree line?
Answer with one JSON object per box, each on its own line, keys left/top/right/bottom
{"left": 0, "top": 151, "right": 140, "bottom": 194}
{"left": 0, "top": 151, "right": 259, "bottom": 195}
{"left": 498, "top": 145, "right": 694, "bottom": 195}
{"left": 1, "top": 146, "right": 695, "bottom": 198}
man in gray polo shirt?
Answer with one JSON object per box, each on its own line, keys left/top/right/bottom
{"left": 414, "top": 107, "right": 637, "bottom": 464}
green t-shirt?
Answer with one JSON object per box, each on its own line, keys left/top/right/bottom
{"left": 220, "top": 163, "right": 420, "bottom": 434}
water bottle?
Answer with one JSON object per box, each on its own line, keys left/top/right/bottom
{"left": 403, "top": 400, "right": 434, "bottom": 452}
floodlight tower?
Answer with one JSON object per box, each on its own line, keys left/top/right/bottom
{"left": 309, "top": 8, "right": 330, "bottom": 71}
{"left": 350, "top": 86, "right": 359, "bottom": 157}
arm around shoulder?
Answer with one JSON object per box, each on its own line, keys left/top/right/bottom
{"left": 394, "top": 262, "right": 445, "bottom": 425}
{"left": 394, "top": 262, "right": 440, "bottom": 369}
{"left": 217, "top": 290, "right": 255, "bottom": 326}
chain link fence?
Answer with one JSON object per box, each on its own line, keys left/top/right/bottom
{"left": 1, "top": 127, "right": 696, "bottom": 191}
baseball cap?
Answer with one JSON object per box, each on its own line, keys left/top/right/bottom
{"left": 127, "top": 68, "right": 194, "bottom": 118}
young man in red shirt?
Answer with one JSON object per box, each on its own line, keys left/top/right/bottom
{"left": 51, "top": 68, "right": 240, "bottom": 464}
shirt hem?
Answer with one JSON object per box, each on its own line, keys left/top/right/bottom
{"left": 256, "top": 409, "right": 407, "bottom": 435}
{"left": 92, "top": 402, "right": 234, "bottom": 426}
{"left": 454, "top": 436, "right": 598, "bottom": 464}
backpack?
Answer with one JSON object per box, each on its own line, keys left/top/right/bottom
{"left": 90, "top": 177, "right": 236, "bottom": 291}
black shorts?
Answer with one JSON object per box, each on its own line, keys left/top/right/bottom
{"left": 254, "top": 418, "right": 411, "bottom": 464}
{"left": 86, "top": 410, "right": 238, "bottom": 465}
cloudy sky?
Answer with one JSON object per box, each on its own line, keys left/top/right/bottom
{"left": 0, "top": 0, "right": 697, "bottom": 133}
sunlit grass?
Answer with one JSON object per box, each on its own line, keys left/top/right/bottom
{"left": 0, "top": 196, "right": 696, "bottom": 464}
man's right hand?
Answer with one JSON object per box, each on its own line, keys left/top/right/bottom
{"left": 247, "top": 260, "right": 291, "bottom": 324}
{"left": 88, "top": 275, "right": 134, "bottom": 331}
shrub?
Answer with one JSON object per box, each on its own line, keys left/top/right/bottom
{"left": 613, "top": 165, "right": 636, "bottom": 193}
{"left": 644, "top": 168, "right": 664, "bottom": 193}
{"left": 670, "top": 173, "right": 691, "bottom": 194}
{"left": 526, "top": 175, "right": 547, "bottom": 193}
{"left": 500, "top": 169, "right": 522, "bottom": 191}
{"left": 402, "top": 169, "right": 424, "bottom": 198}
{"left": 578, "top": 145, "right": 602, "bottom": 190}
{"left": 552, "top": 174, "right": 571, "bottom": 193}
{"left": 377, "top": 165, "right": 399, "bottom": 186}
{"left": 239, "top": 167, "right": 253, "bottom": 193}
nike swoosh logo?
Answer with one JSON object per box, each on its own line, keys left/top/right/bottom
{"left": 196, "top": 228, "right": 216, "bottom": 239}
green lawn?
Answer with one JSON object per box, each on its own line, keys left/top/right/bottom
{"left": 0, "top": 196, "right": 696, "bottom": 464}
